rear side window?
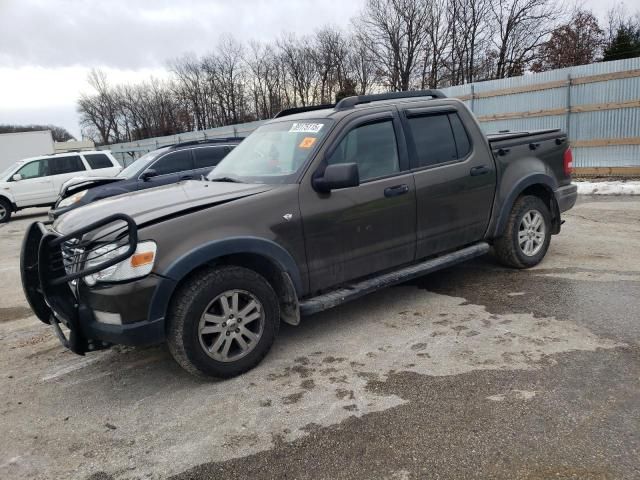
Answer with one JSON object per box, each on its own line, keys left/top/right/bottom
{"left": 327, "top": 120, "right": 399, "bottom": 181}
{"left": 406, "top": 114, "right": 457, "bottom": 168}
{"left": 49, "top": 155, "right": 86, "bottom": 175}
{"left": 449, "top": 113, "right": 471, "bottom": 158}
{"left": 84, "top": 153, "right": 113, "bottom": 169}
{"left": 193, "top": 146, "right": 229, "bottom": 169}
{"left": 150, "top": 150, "right": 193, "bottom": 176}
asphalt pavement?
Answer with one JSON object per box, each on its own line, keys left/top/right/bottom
{"left": 0, "top": 197, "right": 638, "bottom": 480}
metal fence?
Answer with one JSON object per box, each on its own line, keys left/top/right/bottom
{"left": 102, "top": 57, "right": 640, "bottom": 173}
{"left": 440, "top": 57, "right": 640, "bottom": 173}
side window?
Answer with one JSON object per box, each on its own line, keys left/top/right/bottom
{"left": 448, "top": 113, "right": 471, "bottom": 158}
{"left": 326, "top": 120, "right": 399, "bottom": 181}
{"left": 84, "top": 153, "right": 114, "bottom": 169}
{"left": 49, "top": 155, "right": 86, "bottom": 175}
{"left": 149, "top": 150, "right": 193, "bottom": 176}
{"left": 16, "top": 160, "right": 47, "bottom": 179}
{"left": 193, "top": 146, "right": 229, "bottom": 169}
{"left": 406, "top": 113, "right": 457, "bottom": 168}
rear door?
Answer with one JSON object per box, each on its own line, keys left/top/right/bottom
{"left": 46, "top": 155, "right": 87, "bottom": 201}
{"left": 300, "top": 111, "right": 417, "bottom": 293}
{"left": 400, "top": 106, "right": 496, "bottom": 259}
{"left": 192, "top": 146, "right": 231, "bottom": 177}
{"left": 10, "top": 159, "right": 54, "bottom": 206}
{"left": 138, "top": 149, "right": 194, "bottom": 189}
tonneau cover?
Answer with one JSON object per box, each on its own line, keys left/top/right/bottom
{"left": 487, "top": 129, "right": 561, "bottom": 143}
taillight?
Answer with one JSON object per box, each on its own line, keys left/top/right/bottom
{"left": 563, "top": 148, "right": 573, "bottom": 176}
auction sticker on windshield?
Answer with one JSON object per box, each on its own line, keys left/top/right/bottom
{"left": 289, "top": 123, "right": 324, "bottom": 134}
{"left": 299, "top": 137, "right": 317, "bottom": 149}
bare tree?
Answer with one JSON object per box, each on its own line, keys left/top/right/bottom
{"left": 491, "top": 0, "right": 561, "bottom": 78}
{"left": 346, "top": 34, "right": 379, "bottom": 94}
{"left": 448, "top": 0, "right": 493, "bottom": 83}
{"left": 421, "top": 0, "right": 451, "bottom": 88}
{"left": 78, "top": 69, "right": 122, "bottom": 144}
{"left": 278, "top": 34, "right": 319, "bottom": 106}
{"left": 354, "top": 0, "right": 431, "bottom": 91}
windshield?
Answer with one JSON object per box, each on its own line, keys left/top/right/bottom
{"left": 209, "top": 119, "right": 333, "bottom": 184}
{"left": 117, "top": 147, "right": 168, "bottom": 179}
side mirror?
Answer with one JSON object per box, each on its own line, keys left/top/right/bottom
{"left": 313, "top": 163, "right": 359, "bottom": 193}
{"left": 12, "top": 174, "right": 22, "bottom": 182}
{"left": 140, "top": 169, "right": 158, "bottom": 181}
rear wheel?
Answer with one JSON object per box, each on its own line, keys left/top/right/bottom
{"left": 493, "top": 195, "right": 551, "bottom": 268}
{"left": 0, "top": 198, "right": 12, "bottom": 223}
{"left": 167, "top": 266, "right": 280, "bottom": 378}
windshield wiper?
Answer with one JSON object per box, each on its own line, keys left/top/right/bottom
{"left": 209, "top": 176, "right": 243, "bottom": 183}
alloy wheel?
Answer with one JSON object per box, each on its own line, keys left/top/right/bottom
{"left": 518, "top": 209, "right": 546, "bottom": 256}
{"left": 198, "top": 289, "right": 265, "bottom": 363}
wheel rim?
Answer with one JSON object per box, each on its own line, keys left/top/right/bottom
{"left": 0, "top": 204, "right": 6, "bottom": 221}
{"left": 198, "top": 289, "right": 264, "bottom": 363}
{"left": 518, "top": 209, "right": 546, "bottom": 256}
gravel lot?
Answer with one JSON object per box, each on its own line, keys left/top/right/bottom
{"left": 1, "top": 197, "right": 639, "bottom": 480}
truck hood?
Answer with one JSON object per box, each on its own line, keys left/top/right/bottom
{"left": 61, "top": 176, "right": 124, "bottom": 197}
{"left": 53, "top": 180, "right": 275, "bottom": 235}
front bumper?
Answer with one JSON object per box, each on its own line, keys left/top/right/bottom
{"left": 555, "top": 183, "right": 578, "bottom": 213}
{"left": 20, "top": 216, "right": 165, "bottom": 355}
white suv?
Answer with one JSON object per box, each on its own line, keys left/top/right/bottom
{"left": 0, "top": 151, "right": 121, "bottom": 223}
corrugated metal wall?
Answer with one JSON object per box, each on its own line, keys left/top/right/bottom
{"left": 103, "top": 57, "right": 640, "bottom": 170}
{"left": 440, "top": 57, "right": 640, "bottom": 169}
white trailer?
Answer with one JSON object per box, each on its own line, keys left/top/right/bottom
{"left": 0, "top": 131, "right": 55, "bottom": 171}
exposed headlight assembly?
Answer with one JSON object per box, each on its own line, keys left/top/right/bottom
{"left": 58, "top": 190, "right": 88, "bottom": 208}
{"left": 84, "top": 241, "right": 157, "bottom": 286}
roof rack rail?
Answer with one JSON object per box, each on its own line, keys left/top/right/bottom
{"left": 335, "top": 89, "right": 446, "bottom": 110}
{"left": 169, "top": 137, "right": 244, "bottom": 149}
{"left": 274, "top": 104, "right": 335, "bottom": 119}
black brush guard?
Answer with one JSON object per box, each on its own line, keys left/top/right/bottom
{"left": 20, "top": 214, "right": 138, "bottom": 354}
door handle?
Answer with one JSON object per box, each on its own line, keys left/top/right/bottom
{"left": 384, "top": 184, "right": 409, "bottom": 198}
{"left": 180, "top": 175, "right": 193, "bottom": 180}
{"left": 470, "top": 165, "right": 491, "bottom": 176}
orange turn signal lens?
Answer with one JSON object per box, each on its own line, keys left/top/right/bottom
{"left": 130, "top": 251, "right": 155, "bottom": 268}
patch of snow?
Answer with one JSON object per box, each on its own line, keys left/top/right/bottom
{"left": 576, "top": 181, "right": 640, "bottom": 195}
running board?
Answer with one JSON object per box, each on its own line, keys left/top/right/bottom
{"left": 299, "top": 242, "right": 490, "bottom": 316}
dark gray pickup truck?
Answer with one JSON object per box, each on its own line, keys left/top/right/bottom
{"left": 21, "top": 90, "right": 577, "bottom": 378}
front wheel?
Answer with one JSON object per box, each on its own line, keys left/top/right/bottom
{"left": 167, "top": 266, "right": 280, "bottom": 378}
{"left": 493, "top": 195, "right": 552, "bottom": 268}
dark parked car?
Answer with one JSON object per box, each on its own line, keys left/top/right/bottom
{"left": 50, "top": 138, "right": 242, "bottom": 219}
{"left": 22, "top": 90, "right": 577, "bottom": 379}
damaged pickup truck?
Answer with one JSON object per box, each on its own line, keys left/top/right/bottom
{"left": 21, "top": 90, "right": 577, "bottom": 378}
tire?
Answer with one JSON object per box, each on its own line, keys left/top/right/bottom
{"left": 0, "top": 198, "right": 12, "bottom": 223}
{"left": 493, "top": 195, "right": 552, "bottom": 269}
{"left": 167, "top": 266, "right": 280, "bottom": 378}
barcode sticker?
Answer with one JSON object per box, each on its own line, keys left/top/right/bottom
{"left": 289, "top": 123, "right": 324, "bottom": 133}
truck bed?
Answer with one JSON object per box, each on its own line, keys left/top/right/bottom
{"left": 487, "top": 129, "right": 563, "bottom": 147}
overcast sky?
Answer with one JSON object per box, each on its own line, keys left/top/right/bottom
{"left": 0, "top": 0, "right": 622, "bottom": 140}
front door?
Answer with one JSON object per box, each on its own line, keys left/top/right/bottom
{"left": 300, "top": 112, "right": 417, "bottom": 293}
{"left": 139, "top": 149, "right": 195, "bottom": 189}
{"left": 10, "top": 159, "right": 54, "bottom": 207}
{"left": 400, "top": 106, "right": 496, "bottom": 258}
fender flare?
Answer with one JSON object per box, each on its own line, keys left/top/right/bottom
{"left": 493, "top": 173, "right": 559, "bottom": 238}
{"left": 147, "top": 236, "right": 303, "bottom": 322}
